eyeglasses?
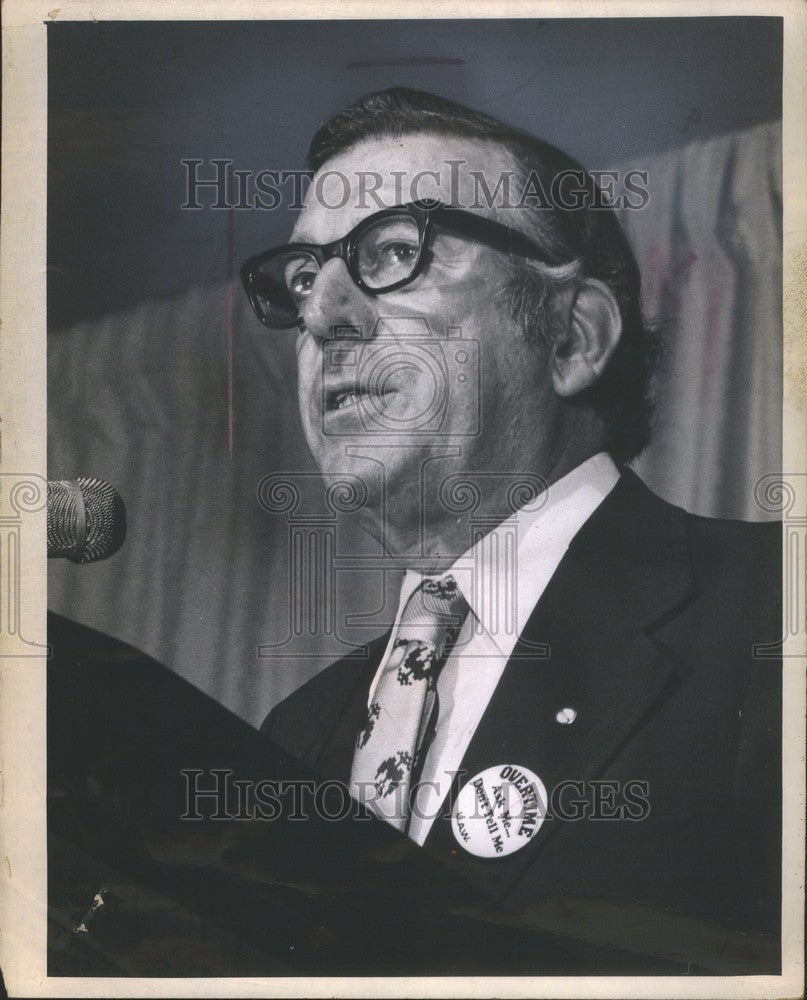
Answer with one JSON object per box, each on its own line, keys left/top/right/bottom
{"left": 240, "top": 199, "right": 561, "bottom": 330}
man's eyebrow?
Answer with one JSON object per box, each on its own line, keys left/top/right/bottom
{"left": 288, "top": 222, "right": 332, "bottom": 244}
{"left": 288, "top": 225, "right": 339, "bottom": 246}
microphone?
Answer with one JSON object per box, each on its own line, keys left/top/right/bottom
{"left": 47, "top": 477, "right": 126, "bottom": 563}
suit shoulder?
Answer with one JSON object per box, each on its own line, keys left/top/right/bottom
{"left": 679, "top": 510, "right": 781, "bottom": 658}
{"left": 622, "top": 470, "right": 779, "bottom": 544}
{"left": 616, "top": 474, "right": 781, "bottom": 646}
{"left": 599, "top": 471, "right": 780, "bottom": 579}
{"left": 685, "top": 511, "right": 781, "bottom": 574}
{"left": 686, "top": 510, "right": 780, "bottom": 540}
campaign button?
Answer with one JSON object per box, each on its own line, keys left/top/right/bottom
{"left": 451, "top": 764, "right": 548, "bottom": 858}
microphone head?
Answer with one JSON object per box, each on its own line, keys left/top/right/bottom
{"left": 47, "top": 477, "right": 126, "bottom": 563}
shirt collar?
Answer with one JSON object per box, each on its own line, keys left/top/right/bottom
{"left": 397, "top": 452, "right": 620, "bottom": 656}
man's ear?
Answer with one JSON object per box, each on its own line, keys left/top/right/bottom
{"left": 549, "top": 279, "right": 622, "bottom": 397}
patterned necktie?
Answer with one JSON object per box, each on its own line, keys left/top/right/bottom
{"left": 349, "top": 574, "right": 469, "bottom": 832}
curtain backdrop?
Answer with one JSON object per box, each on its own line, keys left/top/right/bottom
{"left": 622, "top": 121, "right": 782, "bottom": 521}
{"left": 48, "top": 121, "right": 782, "bottom": 727}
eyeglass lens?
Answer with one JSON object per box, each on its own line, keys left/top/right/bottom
{"left": 356, "top": 215, "right": 421, "bottom": 288}
{"left": 250, "top": 214, "right": 422, "bottom": 326}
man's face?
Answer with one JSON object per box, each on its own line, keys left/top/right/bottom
{"left": 291, "top": 134, "right": 564, "bottom": 551}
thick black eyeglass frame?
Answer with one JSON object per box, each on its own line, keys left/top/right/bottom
{"left": 240, "top": 198, "right": 560, "bottom": 330}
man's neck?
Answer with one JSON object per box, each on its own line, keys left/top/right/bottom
{"left": 377, "top": 445, "right": 614, "bottom": 572}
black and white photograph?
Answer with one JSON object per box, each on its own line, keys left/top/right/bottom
{"left": 0, "top": 2, "right": 804, "bottom": 996}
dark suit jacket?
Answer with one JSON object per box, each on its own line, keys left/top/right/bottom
{"left": 262, "top": 471, "right": 782, "bottom": 971}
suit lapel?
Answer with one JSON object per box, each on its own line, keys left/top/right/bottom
{"left": 423, "top": 472, "right": 699, "bottom": 899}
{"left": 307, "top": 631, "right": 391, "bottom": 785}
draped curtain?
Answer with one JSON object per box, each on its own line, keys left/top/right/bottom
{"left": 622, "top": 121, "right": 782, "bottom": 520}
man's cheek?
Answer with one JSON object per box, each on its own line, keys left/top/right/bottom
{"left": 296, "top": 378, "right": 311, "bottom": 424}
{"left": 295, "top": 350, "right": 318, "bottom": 416}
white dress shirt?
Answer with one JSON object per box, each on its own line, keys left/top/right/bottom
{"left": 364, "top": 452, "right": 620, "bottom": 844}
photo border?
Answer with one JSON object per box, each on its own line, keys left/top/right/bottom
{"left": 1, "top": 1, "right": 804, "bottom": 997}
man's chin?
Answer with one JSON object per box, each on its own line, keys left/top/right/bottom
{"left": 312, "top": 445, "right": 416, "bottom": 508}
{"left": 313, "top": 444, "right": 377, "bottom": 479}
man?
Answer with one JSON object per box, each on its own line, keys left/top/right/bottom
{"left": 241, "top": 89, "right": 781, "bottom": 969}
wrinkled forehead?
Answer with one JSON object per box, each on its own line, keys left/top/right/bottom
{"left": 290, "top": 133, "right": 518, "bottom": 244}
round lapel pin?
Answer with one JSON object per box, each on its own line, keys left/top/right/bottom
{"left": 451, "top": 764, "right": 548, "bottom": 858}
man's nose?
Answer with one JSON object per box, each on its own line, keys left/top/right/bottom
{"left": 299, "top": 257, "right": 374, "bottom": 344}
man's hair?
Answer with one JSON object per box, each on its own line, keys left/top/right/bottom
{"left": 307, "top": 87, "right": 659, "bottom": 466}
